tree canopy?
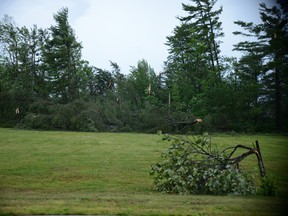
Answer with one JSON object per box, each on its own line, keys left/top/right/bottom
{"left": 0, "top": 1, "right": 287, "bottom": 132}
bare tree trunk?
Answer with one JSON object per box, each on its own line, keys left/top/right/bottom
{"left": 255, "top": 140, "right": 266, "bottom": 177}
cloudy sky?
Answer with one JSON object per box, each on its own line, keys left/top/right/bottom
{"left": 0, "top": 0, "right": 274, "bottom": 74}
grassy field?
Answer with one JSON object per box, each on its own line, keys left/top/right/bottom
{"left": 0, "top": 128, "right": 287, "bottom": 215}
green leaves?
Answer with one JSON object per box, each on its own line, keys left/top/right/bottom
{"left": 164, "top": 0, "right": 224, "bottom": 123}
{"left": 258, "top": 174, "right": 276, "bottom": 196}
{"left": 151, "top": 133, "right": 256, "bottom": 195}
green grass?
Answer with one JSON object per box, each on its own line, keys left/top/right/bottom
{"left": 0, "top": 128, "right": 287, "bottom": 215}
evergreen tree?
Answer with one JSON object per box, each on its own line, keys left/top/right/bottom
{"left": 234, "top": 1, "right": 288, "bottom": 131}
{"left": 86, "top": 67, "right": 114, "bottom": 96}
{"left": 42, "top": 7, "right": 83, "bottom": 103}
{"left": 165, "top": 23, "right": 207, "bottom": 112}
{"left": 180, "top": 0, "right": 223, "bottom": 71}
{"left": 164, "top": 0, "right": 224, "bottom": 122}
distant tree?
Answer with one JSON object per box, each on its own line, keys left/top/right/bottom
{"left": 229, "top": 53, "right": 268, "bottom": 131}
{"left": 234, "top": 1, "right": 288, "bottom": 131}
{"left": 42, "top": 7, "right": 83, "bottom": 103}
{"left": 86, "top": 67, "right": 114, "bottom": 96}
{"left": 128, "top": 59, "right": 158, "bottom": 107}
{"left": 165, "top": 23, "right": 207, "bottom": 112}
{"left": 0, "top": 15, "right": 48, "bottom": 123}
{"left": 164, "top": 0, "right": 225, "bottom": 130}
{"left": 180, "top": 0, "right": 223, "bottom": 71}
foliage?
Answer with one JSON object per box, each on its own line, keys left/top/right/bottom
{"left": 20, "top": 99, "right": 105, "bottom": 131}
{"left": 233, "top": 1, "right": 288, "bottom": 131}
{"left": 258, "top": 174, "right": 276, "bottom": 196}
{"left": 0, "top": 1, "right": 287, "bottom": 133}
{"left": 20, "top": 113, "right": 53, "bottom": 130}
{"left": 42, "top": 8, "right": 83, "bottom": 103}
{"left": 151, "top": 133, "right": 256, "bottom": 195}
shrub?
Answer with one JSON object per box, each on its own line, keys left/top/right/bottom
{"left": 258, "top": 174, "right": 276, "bottom": 196}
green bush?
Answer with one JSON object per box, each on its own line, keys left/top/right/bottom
{"left": 258, "top": 174, "right": 276, "bottom": 196}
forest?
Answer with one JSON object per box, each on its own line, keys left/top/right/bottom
{"left": 0, "top": 0, "right": 287, "bottom": 133}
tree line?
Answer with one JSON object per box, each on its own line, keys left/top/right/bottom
{"left": 0, "top": 0, "right": 287, "bottom": 133}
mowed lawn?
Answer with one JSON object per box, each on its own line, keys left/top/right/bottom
{"left": 0, "top": 128, "right": 287, "bottom": 215}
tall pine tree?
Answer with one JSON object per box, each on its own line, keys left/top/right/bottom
{"left": 42, "top": 7, "right": 83, "bottom": 103}
{"left": 234, "top": 1, "right": 288, "bottom": 131}
{"left": 164, "top": 0, "right": 224, "bottom": 120}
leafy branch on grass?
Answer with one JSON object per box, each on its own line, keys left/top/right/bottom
{"left": 150, "top": 133, "right": 267, "bottom": 195}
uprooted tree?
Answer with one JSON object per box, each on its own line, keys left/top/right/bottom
{"left": 150, "top": 133, "right": 269, "bottom": 195}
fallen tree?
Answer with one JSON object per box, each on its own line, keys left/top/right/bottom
{"left": 150, "top": 133, "right": 267, "bottom": 195}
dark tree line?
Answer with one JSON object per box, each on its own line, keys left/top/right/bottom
{"left": 0, "top": 0, "right": 287, "bottom": 132}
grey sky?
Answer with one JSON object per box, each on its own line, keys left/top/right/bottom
{"left": 0, "top": 0, "right": 274, "bottom": 74}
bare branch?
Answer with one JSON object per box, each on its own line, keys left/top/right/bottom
{"left": 223, "top": 144, "right": 254, "bottom": 160}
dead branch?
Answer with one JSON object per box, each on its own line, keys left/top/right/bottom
{"left": 223, "top": 141, "right": 266, "bottom": 177}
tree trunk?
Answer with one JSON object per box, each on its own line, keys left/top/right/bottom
{"left": 255, "top": 140, "right": 266, "bottom": 177}
{"left": 275, "top": 64, "right": 282, "bottom": 131}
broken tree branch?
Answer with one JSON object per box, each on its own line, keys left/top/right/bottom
{"left": 223, "top": 140, "right": 266, "bottom": 177}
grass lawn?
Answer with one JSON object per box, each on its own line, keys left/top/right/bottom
{"left": 0, "top": 128, "right": 287, "bottom": 215}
